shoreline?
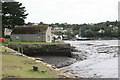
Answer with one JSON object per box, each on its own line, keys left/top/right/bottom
{"left": 1, "top": 46, "right": 80, "bottom": 78}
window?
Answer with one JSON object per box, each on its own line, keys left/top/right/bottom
{"left": 16, "top": 36, "right": 19, "bottom": 40}
{"left": 48, "top": 36, "right": 50, "bottom": 41}
{"left": 37, "top": 36, "right": 40, "bottom": 39}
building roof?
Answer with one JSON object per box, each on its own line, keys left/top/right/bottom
{"left": 11, "top": 25, "right": 49, "bottom": 34}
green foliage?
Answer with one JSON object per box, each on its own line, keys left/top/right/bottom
{"left": 51, "top": 21, "right": 119, "bottom": 38}
{"left": 84, "top": 29, "right": 94, "bottom": 37}
{"left": 2, "top": 2, "right": 28, "bottom": 36}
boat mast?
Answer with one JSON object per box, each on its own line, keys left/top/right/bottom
{"left": 79, "top": 28, "right": 82, "bottom": 37}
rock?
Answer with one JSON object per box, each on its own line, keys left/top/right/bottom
{"left": 52, "top": 66, "right": 57, "bottom": 69}
{"left": 35, "top": 58, "right": 43, "bottom": 61}
{"left": 56, "top": 75, "right": 68, "bottom": 78}
{"left": 33, "top": 66, "right": 38, "bottom": 71}
{"left": 5, "top": 49, "right": 7, "bottom": 52}
{"left": 41, "top": 70, "right": 47, "bottom": 73}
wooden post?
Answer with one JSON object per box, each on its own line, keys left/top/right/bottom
{"left": 18, "top": 46, "right": 20, "bottom": 52}
{"left": 21, "top": 47, "right": 23, "bottom": 54}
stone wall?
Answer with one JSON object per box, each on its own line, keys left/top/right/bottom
{"left": 11, "top": 34, "right": 45, "bottom": 42}
{"left": 8, "top": 44, "right": 72, "bottom": 57}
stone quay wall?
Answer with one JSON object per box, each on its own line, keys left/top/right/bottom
{"left": 8, "top": 44, "right": 72, "bottom": 57}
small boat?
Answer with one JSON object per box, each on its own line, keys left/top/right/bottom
{"left": 76, "top": 37, "right": 91, "bottom": 40}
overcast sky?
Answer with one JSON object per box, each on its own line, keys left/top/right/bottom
{"left": 16, "top": 0, "right": 119, "bottom": 24}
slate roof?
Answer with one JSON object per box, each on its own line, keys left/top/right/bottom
{"left": 12, "top": 25, "right": 48, "bottom": 34}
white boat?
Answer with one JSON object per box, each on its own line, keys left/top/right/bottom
{"left": 76, "top": 37, "right": 91, "bottom": 40}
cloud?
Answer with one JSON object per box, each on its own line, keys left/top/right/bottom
{"left": 16, "top": 0, "right": 119, "bottom": 24}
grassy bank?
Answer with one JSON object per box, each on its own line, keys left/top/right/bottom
{"left": 0, "top": 42, "right": 65, "bottom": 47}
{"left": 2, "top": 54, "right": 62, "bottom": 78}
{"left": 1, "top": 47, "right": 73, "bottom": 78}
{"left": 7, "top": 42, "right": 64, "bottom": 45}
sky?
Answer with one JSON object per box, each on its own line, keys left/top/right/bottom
{"left": 16, "top": 0, "right": 119, "bottom": 24}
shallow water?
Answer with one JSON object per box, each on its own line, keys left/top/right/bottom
{"left": 38, "top": 40, "right": 119, "bottom": 78}
{"left": 61, "top": 40, "right": 118, "bottom": 78}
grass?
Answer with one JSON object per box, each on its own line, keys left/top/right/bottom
{"left": 2, "top": 54, "right": 63, "bottom": 78}
{"left": 0, "top": 42, "right": 65, "bottom": 53}
{"left": 7, "top": 41, "right": 65, "bottom": 45}
{"left": 0, "top": 43, "right": 6, "bottom": 46}
{"left": 0, "top": 46, "right": 68, "bottom": 78}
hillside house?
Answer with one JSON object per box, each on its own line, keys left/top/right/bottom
{"left": 11, "top": 24, "right": 52, "bottom": 42}
{"left": 65, "top": 28, "right": 73, "bottom": 34}
{"left": 52, "top": 27, "right": 66, "bottom": 33}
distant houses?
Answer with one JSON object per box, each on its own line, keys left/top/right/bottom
{"left": 51, "top": 26, "right": 74, "bottom": 40}
{"left": 52, "top": 27, "right": 66, "bottom": 33}
{"left": 11, "top": 24, "right": 52, "bottom": 42}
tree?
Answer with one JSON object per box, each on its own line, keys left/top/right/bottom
{"left": 26, "top": 22, "right": 34, "bottom": 25}
{"left": 84, "top": 29, "right": 94, "bottom": 37}
{"left": 2, "top": 2, "right": 28, "bottom": 36}
{"left": 105, "top": 21, "right": 110, "bottom": 27}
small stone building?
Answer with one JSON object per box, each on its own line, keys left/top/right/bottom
{"left": 11, "top": 24, "right": 52, "bottom": 42}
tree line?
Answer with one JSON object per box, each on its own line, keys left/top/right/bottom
{"left": 50, "top": 21, "right": 119, "bottom": 39}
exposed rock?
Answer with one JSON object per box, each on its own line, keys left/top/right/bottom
{"left": 35, "top": 58, "right": 43, "bottom": 61}
{"left": 56, "top": 74, "right": 68, "bottom": 78}
{"left": 41, "top": 70, "right": 47, "bottom": 73}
